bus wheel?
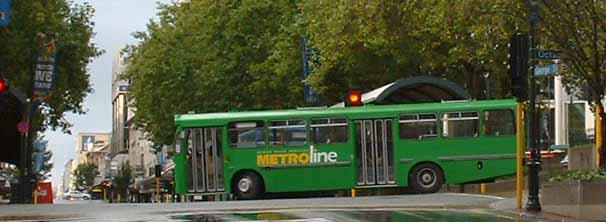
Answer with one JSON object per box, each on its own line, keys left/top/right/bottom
{"left": 233, "top": 172, "right": 263, "bottom": 200}
{"left": 409, "top": 163, "right": 443, "bottom": 194}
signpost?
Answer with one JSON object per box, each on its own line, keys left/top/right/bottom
{"left": 0, "top": 0, "right": 12, "bottom": 27}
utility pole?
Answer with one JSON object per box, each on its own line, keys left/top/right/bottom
{"left": 526, "top": 0, "right": 542, "bottom": 211}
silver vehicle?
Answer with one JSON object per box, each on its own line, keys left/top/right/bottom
{"left": 64, "top": 191, "right": 91, "bottom": 200}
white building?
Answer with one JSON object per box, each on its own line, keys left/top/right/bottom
{"left": 62, "top": 159, "right": 73, "bottom": 192}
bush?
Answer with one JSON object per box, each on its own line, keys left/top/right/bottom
{"left": 549, "top": 170, "right": 606, "bottom": 182}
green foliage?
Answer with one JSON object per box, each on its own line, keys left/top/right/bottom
{"left": 124, "top": 1, "right": 304, "bottom": 145}
{"left": 0, "top": 0, "right": 102, "bottom": 133}
{"left": 549, "top": 170, "right": 606, "bottom": 182}
{"left": 112, "top": 161, "right": 133, "bottom": 198}
{"left": 124, "top": 1, "right": 528, "bottom": 145}
{"left": 72, "top": 162, "right": 98, "bottom": 191}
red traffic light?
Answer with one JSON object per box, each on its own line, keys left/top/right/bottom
{"left": 345, "top": 90, "right": 363, "bottom": 107}
{"left": 0, "top": 79, "right": 7, "bottom": 95}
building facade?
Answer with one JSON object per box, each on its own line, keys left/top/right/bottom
{"left": 62, "top": 159, "right": 73, "bottom": 192}
{"left": 111, "top": 52, "right": 131, "bottom": 156}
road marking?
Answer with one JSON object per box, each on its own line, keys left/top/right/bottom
{"left": 448, "top": 193, "right": 505, "bottom": 200}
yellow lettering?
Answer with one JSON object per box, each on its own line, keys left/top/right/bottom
{"left": 257, "top": 155, "right": 269, "bottom": 166}
{"left": 299, "top": 153, "right": 310, "bottom": 163}
{"left": 279, "top": 154, "right": 288, "bottom": 164}
{"left": 270, "top": 155, "right": 279, "bottom": 165}
{"left": 288, "top": 154, "right": 298, "bottom": 164}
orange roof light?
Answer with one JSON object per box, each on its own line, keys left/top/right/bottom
{"left": 346, "top": 90, "right": 363, "bottom": 107}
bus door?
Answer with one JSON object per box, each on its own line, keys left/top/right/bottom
{"left": 355, "top": 119, "right": 396, "bottom": 186}
{"left": 187, "top": 127, "right": 225, "bottom": 193}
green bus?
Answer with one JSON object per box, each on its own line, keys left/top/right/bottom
{"left": 173, "top": 99, "right": 518, "bottom": 199}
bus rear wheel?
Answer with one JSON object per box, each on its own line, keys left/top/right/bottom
{"left": 233, "top": 172, "right": 263, "bottom": 200}
{"left": 409, "top": 163, "right": 443, "bottom": 194}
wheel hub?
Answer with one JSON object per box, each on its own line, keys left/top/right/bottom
{"left": 238, "top": 177, "right": 252, "bottom": 193}
{"left": 417, "top": 168, "right": 437, "bottom": 188}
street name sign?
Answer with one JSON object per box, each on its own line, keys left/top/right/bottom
{"left": 534, "top": 49, "right": 561, "bottom": 60}
{"left": 534, "top": 64, "right": 559, "bottom": 77}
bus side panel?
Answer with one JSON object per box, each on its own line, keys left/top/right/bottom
{"left": 174, "top": 153, "right": 188, "bottom": 194}
{"left": 395, "top": 137, "right": 516, "bottom": 186}
{"left": 439, "top": 136, "right": 516, "bottom": 184}
{"left": 264, "top": 144, "right": 355, "bottom": 193}
{"left": 394, "top": 139, "right": 444, "bottom": 186}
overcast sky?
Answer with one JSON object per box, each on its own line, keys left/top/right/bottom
{"left": 46, "top": 0, "right": 171, "bottom": 189}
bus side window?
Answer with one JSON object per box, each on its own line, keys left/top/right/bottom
{"left": 269, "top": 119, "right": 307, "bottom": 146}
{"left": 442, "top": 112, "right": 479, "bottom": 138}
{"left": 484, "top": 109, "right": 515, "bottom": 136}
{"left": 228, "top": 121, "right": 266, "bottom": 148}
{"left": 311, "top": 118, "right": 348, "bottom": 145}
{"left": 399, "top": 113, "right": 438, "bottom": 140}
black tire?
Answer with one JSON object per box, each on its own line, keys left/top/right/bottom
{"left": 233, "top": 171, "right": 263, "bottom": 200}
{"left": 409, "top": 163, "right": 444, "bottom": 194}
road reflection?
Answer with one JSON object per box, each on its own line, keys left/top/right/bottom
{"left": 173, "top": 209, "right": 549, "bottom": 222}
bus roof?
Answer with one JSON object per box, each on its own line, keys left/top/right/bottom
{"left": 175, "top": 99, "right": 517, "bottom": 127}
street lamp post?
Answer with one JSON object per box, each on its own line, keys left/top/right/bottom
{"left": 526, "top": 0, "right": 542, "bottom": 211}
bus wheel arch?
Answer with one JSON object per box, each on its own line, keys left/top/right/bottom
{"left": 408, "top": 162, "right": 445, "bottom": 194}
{"left": 231, "top": 170, "right": 265, "bottom": 200}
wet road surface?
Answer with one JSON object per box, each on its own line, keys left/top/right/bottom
{"left": 172, "top": 209, "right": 550, "bottom": 222}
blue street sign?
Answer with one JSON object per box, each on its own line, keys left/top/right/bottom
{"left": 302, "top": 37, "right": 319, "bottom": 105}
{"left": 34, "top": 140, "right": 48, "bottom": 173}
{"left": 534, "top": 63, "right": 559, "bottom": 77}
{"left": 533, "top": 49, "right": 561, "bottom": 60}
{"left": 0, "top": 0, "right": 12, "bottom": 27}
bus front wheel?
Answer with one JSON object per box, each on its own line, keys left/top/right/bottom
{"left": 409, "top": 163, "right": 443, "bottom": 194}
{"left": 233, "top": 171, "right": 263, "bottom": 200}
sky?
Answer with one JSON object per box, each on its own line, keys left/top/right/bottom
{"left": 45, "top": 0, "right": 171, "bottom": 189}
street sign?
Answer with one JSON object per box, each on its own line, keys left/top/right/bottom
{"left": 534, "top": 64, "right": 559, "bottom": 77}
{"left": 33, "top": 35, "right": 57, "bottom": 98}
{"left": 533, "top": 49, "right": 560, "bottom": 60}
{"left": 0, "top": 0, "right": 11, "bottom": 27}
{"left": 302, "top": 37, "right": 320, "bottom": 105}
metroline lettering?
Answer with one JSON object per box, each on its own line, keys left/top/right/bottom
{"left": 257, "top": 150, "right": 337, "bottom": 166}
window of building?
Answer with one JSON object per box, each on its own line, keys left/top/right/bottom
{"left": 442, "top": 112, "right": 479, "bottom": 138}
{"left": 228, "top": 121, "right": 265, "bottom": 148}
{"left": 484, "top": 109, "right": 515, "bottom": 136}
{"left": 269, "top": 120, "right": 307, "bottom": 146}
{"left": 311, "top": 118, "right": 349, "bottom": 144}
{"left": 399, "top": 114, "right": 438, "bottom": 140}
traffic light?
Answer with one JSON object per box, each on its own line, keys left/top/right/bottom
{"left": 345, "top": 90, "right": 363, "bottom": 107}
{"left": 0, "top": 78, "right": 8, "bottom": 95}
{"left": 510, "top": 33, "right": 529, "bottom": 101}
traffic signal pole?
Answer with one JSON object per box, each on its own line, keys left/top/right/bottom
{"left": 526, "top": 0, "right": 541, "bottom": 211}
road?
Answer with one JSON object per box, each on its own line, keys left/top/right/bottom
{"left": 0, "top": 193, "right": 560, "bottom": 222}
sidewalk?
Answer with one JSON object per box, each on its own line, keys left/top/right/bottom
{"left": 490, "top": 194, "right": 598, "bottom": 222}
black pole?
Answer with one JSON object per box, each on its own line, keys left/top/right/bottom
{"left": 526, "top": 0, "right": 542, "bottom": 211}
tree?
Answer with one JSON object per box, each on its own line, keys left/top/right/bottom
{"left": 300, "top": 0, "right": 526, "bottom": 101}
{"left": 124, "top": 1, "right": 529, "bottom": 145}
{"left": 0, "top": 0, "right": 102, "bottom": 134}
{"left": 540, "top": 0, "right": 606, "bottom": 169}
{"left": 123, "top": 1, "right": 303, "bottom": 145}
{"left": 112, "top": 161, "right": 132, "bottom": 202}
{"left": 72, "top": 162, "right": 98, "bottom": 192}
